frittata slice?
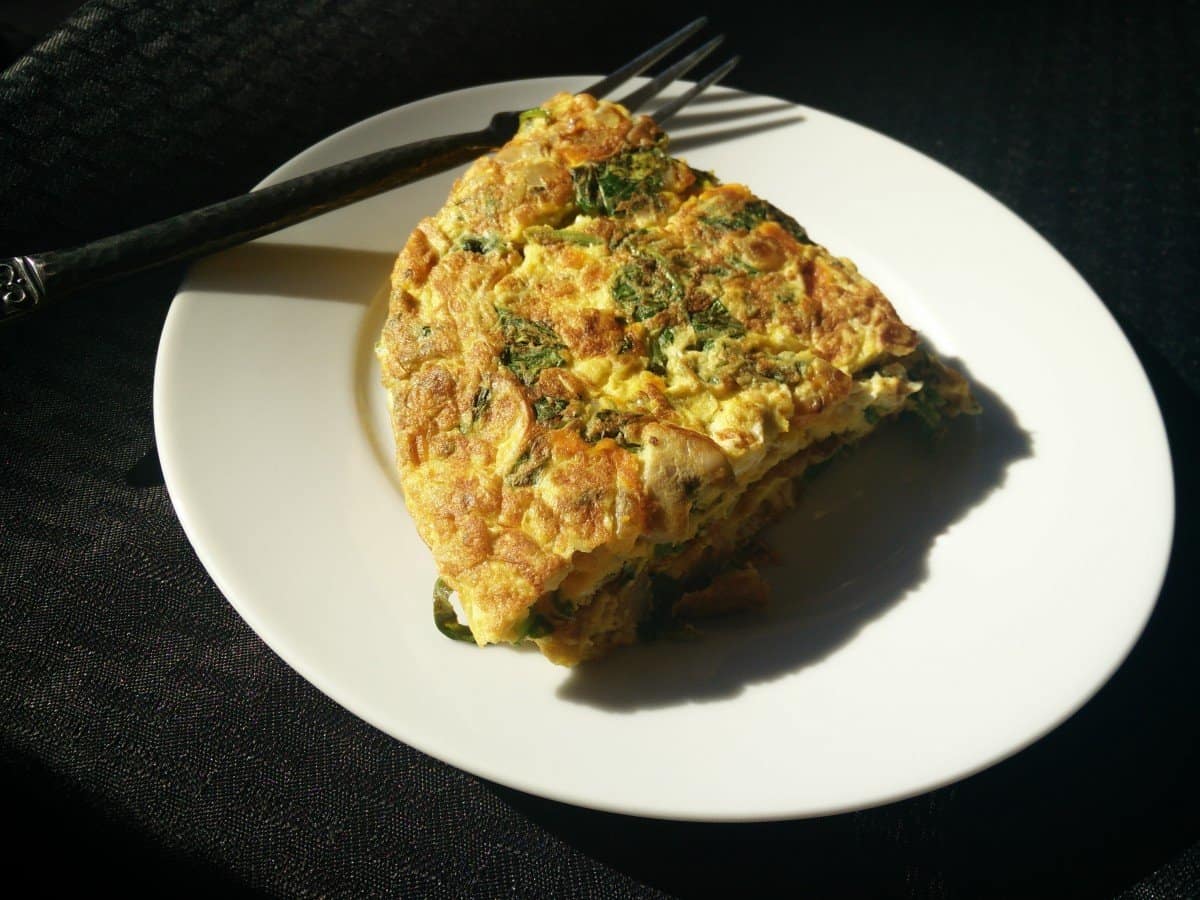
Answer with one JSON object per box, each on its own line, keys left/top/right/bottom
{"left": 376, "top": 92, "right": 977, "bottom": 665}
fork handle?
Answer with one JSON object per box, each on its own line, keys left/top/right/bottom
{"left": 0, "top": 121, "right": 510, "bottom": 325}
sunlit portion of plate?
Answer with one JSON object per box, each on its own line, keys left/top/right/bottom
{"left": 154, "top": 78, "right": 1173, "bottom": 821}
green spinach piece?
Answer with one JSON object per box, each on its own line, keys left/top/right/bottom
{"left": 458, "top": 233, "right": 506, "bottom": 254}
{"left": 907, "top": 386, "right": 944, "bottom": 431}
{"left": 582, "top": 409, "right": 641, "bottom": 449}
{"left": 533, "top": 396, "right": 568, "bottom": 423}
{"left": 433, "top": 578, "right": 475, "bottom": 643}
{"left": 505, "top": 442, "right": 550, "bottom": 488}
{"left": 690, "top": 299, "right": 745, "bottom": 342}
{"left": 519, "top": 107, "right": 549, "bottom": 126}
{"left": 514, "top": 611, "right": 555, "bottom": 640}
{"left": 648, "top": 327, "right": 674, "bottom": 376}
{"left": 572, "top": 147, "right": 673, "bottom": 216}
{"left": 496, "top": 307, "right": 566, "bottom": 385}
{"left": 551, "top": 594, "right": 577, "bottom": 619}
{"left": 752, "top": 353, "right": 807, "bottom": 385}
{"left": 610, "top": 254, "right": 683, "bottom": 322}
{"left": 700, "top": 199, "right": 813, "bottom": 243}
{"left": 471, "top": 383, "right": 492, "bottom": 422}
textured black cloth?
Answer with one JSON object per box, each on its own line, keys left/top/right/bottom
{"left": 1, "top": 1, "right": 1197, "bottom": 896}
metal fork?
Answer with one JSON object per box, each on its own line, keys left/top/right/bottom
{"left": 0, "top": 19, "right": 737, "bottom": 325}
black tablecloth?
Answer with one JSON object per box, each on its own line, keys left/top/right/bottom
{"left": 2, "top": 1, "right": 1197, "bottom": 896}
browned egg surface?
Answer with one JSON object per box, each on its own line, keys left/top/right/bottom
{"left": 377, "top": 93, "right": 977, "bottom": 664}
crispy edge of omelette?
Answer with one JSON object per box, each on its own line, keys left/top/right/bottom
{"left": 376, "top": 92, "right": 979, "bottom": 665}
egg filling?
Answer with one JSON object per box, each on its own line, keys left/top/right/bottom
{"left": 377, "top": 93, "right": 978, "bottom": 665}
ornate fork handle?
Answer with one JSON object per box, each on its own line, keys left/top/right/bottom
{"left": 0, "top": 119, "right": 513, "bottom": 325}
{"left": 0, "top": 256, "right": 46, "bottom": 323}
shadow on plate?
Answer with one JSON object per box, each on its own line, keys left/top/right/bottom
{"left": 184, "top": 243, "right": 395, "bottom": 304}
{"left": 669, "top": 116, "right": 806, "bottom": 154}
{"left": 557, "top": 362, "right": 1030, "bottom": 711}
{"left": 671, "top": 87, "right": 758, "bottom": 107}
{"left": 664, "top": 101, "right": 798, "bottom": 130}
{"left": 648, "top": 88, "right": 803, "bottom": 153}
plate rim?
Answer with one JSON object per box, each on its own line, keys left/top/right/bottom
{"left": 154, "top": 76, "right": 1176, "bottom": 822}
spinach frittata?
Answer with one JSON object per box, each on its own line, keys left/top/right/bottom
{"left": 376, "top": 92, "right": 977, "bottom": 665}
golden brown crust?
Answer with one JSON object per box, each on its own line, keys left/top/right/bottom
{"left": 377, "top": 92, "right": 977, "bottom": 662}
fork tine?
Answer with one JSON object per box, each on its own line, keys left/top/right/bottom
{"left": 650, "top": 56, "right": 740, "bottom": 125}
{"left": 615, "top": 35, "right": 725, "bottom": 114}
{"left": 581, "top": 18, "right": 709, "bottom": 100}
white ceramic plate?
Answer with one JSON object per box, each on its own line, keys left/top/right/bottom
{"left": 154, "top": 78, "right": 1174, "bottom": 821}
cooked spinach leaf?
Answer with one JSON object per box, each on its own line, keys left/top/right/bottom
{"left": 496, "top": 307, "right": 566, "bottom": 385}
{"left": 518, "top": 107, "right": 549, "bottom": 126}
{"left": 582, "top": 409, "right": 641, "bottom": 449}
{"left": 610, "top": 254, "right": 683, "bottom": 322}
{"left": 700, "top": 199, "right": 812, "bottom": 243}
{"left": 648, "top": 327, "right": 674, "bottom": 376}
{"left": 514, "top": 611, "right": 554, "bottom": 640}
{"left": 572, "top": 147, "right": 673, "bottom": 216}
{"left": 472, "top": 382, "right": 492, "bottom": 421}
{"left": 503, "top": 345, "right": 565, "bottom": 385}
{"left": 460, "top": 382, "right": 493, "bottom": 434}
{"left": 690, "top": 299, "right": 745, "bottom": 342}
{"left": 751, "top": 352, "right": 807, "bottom": 385}
{"left": 688, "top": 165, "right": 717, "bottom": 189}
{"left": 533, "top": 396, "right": 568, "bottom": 423}
{"left": 551, "top": 594, "right": 577, "bottom": 619}
{"left": 505, "top": 442, "right": 550, "bottom": 487}
{"left": 458, "top": 233, "right": 506, "bottom": 254}
{"left": 433, "top": 578, "right": 475, "bottom": 643}
{"left": 907, "top": 386, "right": 944, "bottom": 431}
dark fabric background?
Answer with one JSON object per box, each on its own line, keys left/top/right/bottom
{"left": 1, "top": 1, "right": 1197, "bottom": 896}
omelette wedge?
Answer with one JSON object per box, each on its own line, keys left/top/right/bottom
{"left": 376, "top": 93, "right": 978, "bottom": 665}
